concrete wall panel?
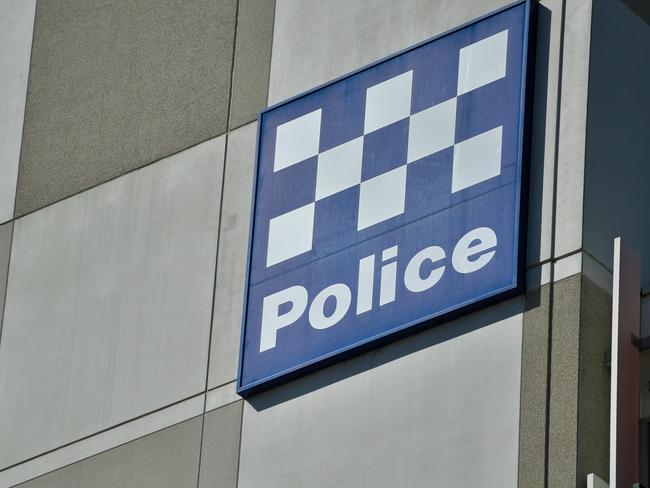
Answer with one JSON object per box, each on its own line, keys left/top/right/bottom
{"left": 583, "top": 0, "right": 650, "bottom": 286}
{"left": 198, "top": 401, "right": 243, "bottom": 488}
{"left": 15, "top": 416, "right": 202, "bottom": 488}
{"left": 547, "top": 275, "right": 582, "bottom": 487}
{"left": 0, "top": 222, "right": 13, "bottom": 342}
{"left": 552, "top": 0, "right": 592, "bottom": 257}
{"left": 0, "top": 0, "right": 36, "bottom": 223}
{"left": 268, "top": 0, "right": 512, "bottom": 105}
{"left": 526, "top": 0, "right": 563, "bottom": 267}
{"left": 209, "top": 123, "right": 257, "bottom": 389}
{"left": 15, "top": 0, "right": 237, "bottom": 216}
{"left": 238, "top": 298, "right": 523, "bottom": 488}
{"left": 519, "top": 284, "right": 551, "bottom": 487}
{"left": 0, "top": 136, "right": 225, "bottom": 469}
{"left": 0, "top": 395, "right": 204, "bottom": 487}
{"left": 577, "top": 276, "right": 611, "bottom": 484}
{"left": 229, "top": 0, "right": 275, "bottom": 129}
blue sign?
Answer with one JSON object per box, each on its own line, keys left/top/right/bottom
{"left": 238, "top": 1, "right": 532, "bottom": 395}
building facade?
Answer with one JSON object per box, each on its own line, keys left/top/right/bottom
{"left": 0, "top": 0, "right": 649, "bottom": 486}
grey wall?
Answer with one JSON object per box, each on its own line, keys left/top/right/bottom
{"left": 583, "top": 0, "right": 650, "bottom": 286}
{"left": 0, "top": 137, "right": 224, "bottom": 469}
{"left": 0, "top": 0, "right": 614, "bottom": 486}
{"left": 238, "top": 299, "right": 524, "bottom": 488}
{"left": 0, "top": 0, "right": 36, "bottom": 223}
{"left": 15, "top": 416, "right": 203, "bottom": 488}
{"left": 15, "top": 0, "right": 274, "bottom": 218}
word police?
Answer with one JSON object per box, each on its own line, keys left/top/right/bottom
{"left": 260, "top": 226, "right": 497, "bottom": 352}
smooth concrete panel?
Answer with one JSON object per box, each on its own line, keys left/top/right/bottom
{"left": 229, "top": 0, "right": 275, "bottom": 129}
{"left": 519, "top": 284, "right": 551, "bottom": 488}
{"left": 209, "top": 123, "right": 257, "bottom": 389}
{"left": 552, "top": 0, "right": 592, "bottom": 257}
{"left": 238, "top": 299, "right": 523, "bottom": 488}
{"left": 0, "top": 395, "right": 204, "bottom": 488}
{"left": 16, "top": 0, "right": 237, "bottom": 216}
{"left": 583, "top": 0, "right": 650, "bottom": 287}
{"left": 526, "top": 0, "right": 563, "bottom": 267}
{"left": 0, "top": 137, "right": 225, "bottom": 469}
{"left": 0, "top": 222, "right": 13, "bottom": 342}
{"left": 0, "top": 0, "right": 36, "bottom": 223}
{"left": 206, "top": 382, "right": 239, "bottom": 413}
{"left": 15, "top": 416, "right": 202, "bottom": 488}
{"left": 268, "top": 0, "right": 512, "bottom": 104}
{"left": 198, "top": 401, "right": 243, "bottom": 488}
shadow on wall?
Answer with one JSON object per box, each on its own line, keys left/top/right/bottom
{"left": 247, "top": 295, "right": 525, "bottom": 411}
{"left": 526, "top": 3, "right": 553, "bottom": 266}
{"left": 247, "top": 3, "right": 556, "bottom": 413}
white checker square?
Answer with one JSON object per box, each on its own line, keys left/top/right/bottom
{"left": 357, "top": 166, "right": 407, "bottom": 231}
{"left": 457, "top": 30, "right": 508, "bottom": 95}
{"left": 407, "top": 97, "right": 457, "bottom": 163}
{"left": 266, "top": 203, "right": 315, "bottom": 266}
{"left": 274, "top": 109, "right": 322, "bottom": 172}
{"left": 315, "top": 137, "right": 363, "bottom": 201}
{"left": 452, "top": 126, "right": 502, "bottom": 193}
{"left": 364, "top": 70, "right": 413, "bottom": 134}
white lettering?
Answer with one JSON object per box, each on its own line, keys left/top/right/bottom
{"left": 260, "top": 226, "right": 500, "bottom": 349}
{"left": 404, "top": 246, "right": 446, "bottom": 292}
{"left": 309, "top": 283, "right": 352, "bottom": 329}
{"left": 356, "top": 255, "right": 375, "bottom": 315}
{"left": 452, "top": 227, "right": 497, "bottom": 274}
{"left": 260, "top": 285, "right": 308, "bottom": 352}
{"left": 379, "top": 246, "right": 398, "bottom": 306}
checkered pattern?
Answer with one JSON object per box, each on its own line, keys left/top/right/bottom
{"left": 266, "top": 29, "right": 509, "bottom": 268}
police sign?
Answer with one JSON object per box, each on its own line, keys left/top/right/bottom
{"left": 238, "top": 1, "right": 532, "bottom": 395}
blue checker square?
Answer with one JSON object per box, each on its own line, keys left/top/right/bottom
{"left": 239, "top": 1, "right": 534, "bottom": 395}
{"left": 362, "top": 119, "right": 409, "bottom": 181}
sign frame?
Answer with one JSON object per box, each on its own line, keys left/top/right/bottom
{"left": 237, "top": 0, "right": 536, "bottom": 396}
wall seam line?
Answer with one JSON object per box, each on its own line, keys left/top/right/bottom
{"left": 0, "top": 392, "right": 205, "bottom": 474}
{"left": 545, "top": 0, "right": 568, "bottom": 484}
{"left": 11, "top": 0, "right": 38, "bottom": 221}
{"left": 197, "top": 0, "right": 240, "bottom": 484}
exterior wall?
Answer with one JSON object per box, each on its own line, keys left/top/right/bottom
{"left": 0, "top": 137, "right": 224, "bottom": 469}
{"left": 583, "top": 0, "right": 650, "bottom": 287}
{"left": 15, "top": 416, "right": 204, "bottom": 488}
{"left": 0, "top": 0, "right": 274, "bottom": 485}
{"left": 239, "top": 299, "right": 523, "bottom": 488}
{"left": 0, "top": 0, "right": 36, "bottom": 223}
{"left": 0, "top": 0, "right": 628, "bottom": 487}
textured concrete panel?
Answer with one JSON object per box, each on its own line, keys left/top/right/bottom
{"left": 583, "top": 0, "right": 650, "bottom": 286}
{"left": 198, "top": 401, "right": 243, "bottom": 488}
{"left": 16, "top": 416, "right": 202, "bottom": 488}
{"left": 0, "top": 137, "right": 224, "bottom": 469}
{"left": 229, "top": 0, "right": 275, "bottom": 128}
{"left": 0, "top": 222, "right": 12, "bottom": 342}
{"left": 519, "top": 284, "right": 551, "bottom": 488}
{"left": 577, "top": 276, "right": 611, "bottom": 484}
{"left": 239, "top": 299, "right": 523, "bottom": 488}
{"left": 269, "top": 0, "right": 512, "bottom": 104}
{"left": 16, "top": 0, "right": 236, "bottom": 216}
{"left": 547, "top": 275, "right": 582, "bottom": 487}
{"left": 209, "top": 123, "right": 257, "bottom": 389}
{"left": 0, "top": 0, "right": 36, "bottom": 223}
